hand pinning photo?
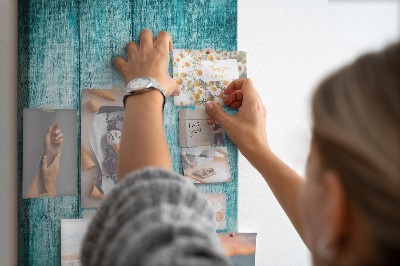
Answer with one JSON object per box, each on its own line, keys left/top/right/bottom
{"left": 179, "top": 109, "right": 226, "bottom": 147}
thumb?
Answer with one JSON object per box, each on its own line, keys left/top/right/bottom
{"left": 205, "top": 102, "right": 232, "bottom": 127}
{"left": 45, "top": 126, "right": 52, "bottom": 138}
{"left": 42, "top": 155, "right": 48, "bottom": 171}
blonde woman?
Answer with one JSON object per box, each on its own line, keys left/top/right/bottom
{"left": 81, "top": 29, "right": 400, "bottom": 266}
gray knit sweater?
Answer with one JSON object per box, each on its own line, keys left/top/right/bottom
{"left": 81, "top": 167, "right": 232, "bottom": 266}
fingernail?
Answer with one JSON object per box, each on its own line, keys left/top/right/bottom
{"left": 206, "top": 102, "right": 214, "bottom": 112}
{"left": 177, "top": 86, "right": 182, "bottom": 95}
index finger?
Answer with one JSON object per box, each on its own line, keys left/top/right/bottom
{"left": 225, "top": 78, "right": 258, "bottom": 102}
{"left": 52, "top": 124, "right": 60, "bottom": 132}
{"left": 224, "top": 79, "right": 245, "bottom": 95}
{"left": 155, "top": 31, "right": 173, "bottom": 52}
{"left": 139, "top": 29, "right": 156, "bottom": 51}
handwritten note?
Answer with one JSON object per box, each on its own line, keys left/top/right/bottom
{"left": 199, "top": 59, "right": 239, "bottom": 82}
{"left": 188, "top": 121, "right": 202, "bottom": 137}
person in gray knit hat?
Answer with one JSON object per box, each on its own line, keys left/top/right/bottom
{"left": 81, "top": 29, "right": 233, "bottom": 266}
{"left": 82, "top": 28, "right": 400, "bottom": 266}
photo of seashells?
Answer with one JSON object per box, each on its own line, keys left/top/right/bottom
{"left": 80, "top": 89, "right": 124, "bottom": 208}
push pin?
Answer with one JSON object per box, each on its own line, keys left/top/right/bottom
{"left": 230, "top": 232, "right": 235, "bottom": 237}
{"left": 206, "top": 49, "right": 212, "bottom": 54}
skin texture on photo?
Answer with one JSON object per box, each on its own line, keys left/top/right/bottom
{"left": 26, "top": 124, "right": 63, "bottom": 198}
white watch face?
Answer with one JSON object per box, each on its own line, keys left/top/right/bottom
{"left": 130, "top": 77, "right": 151, "bottom": 90}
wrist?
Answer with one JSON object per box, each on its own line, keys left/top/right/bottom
{"left": 240, "top": 140, "right": 272, "bottom": 162}
{"left": 44, "top": 182, "right": 56, "bottom": 195}
{"left": 43, "top": 153, "right": 55, "bottom": 165}
{"left": 125, "top": 90, "right": 164, "bottom": 110}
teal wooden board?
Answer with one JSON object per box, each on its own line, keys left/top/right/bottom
{"left": 18, "top": 0, "right": 237, "bottom": 264}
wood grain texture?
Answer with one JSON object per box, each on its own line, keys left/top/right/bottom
{"left": 18, "top": 0, "right": 237, "bottom": 264}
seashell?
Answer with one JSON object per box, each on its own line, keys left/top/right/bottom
{"left": 90, "top": 185, "right": 105, "bottom": 199}
{"left": 86, "top": 99, "right": 100, "bottom": 113}
{"left": 81, "top": 145, "right": 96, "bottom": 170}
{"left": 88, "top": 89, "right": 116, "bottom": 101}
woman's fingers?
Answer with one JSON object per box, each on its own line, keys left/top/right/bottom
{"left": 223, "top": 90, "right": 243, "bottom": 106}
{"left": 126, "top": 41, "right": 139, "bottom": 57}
{"left": 52, "top": 124, "right": 60, "bottom": 133}
{"left": 225, "top": 79, "right": 247, "bottom": 95}
{"left": 230, "top": 101, "right": 243, "bottom": 109}
{"left": 113, "top": 56, "right": 127, "bottom": 73}
{"left": 45, "top": 126, "right": 52, "bottom": 139}
{"left": 224, "top": 78, "right": 259, "bottom": 109}
{"left": 55, "top": 133, "right": 63, "bottom": 141}
{"left": 156, "top": 31, "right": 173, "bottom": 53}
{"left": 171, "top": 85, "right": 181, "bottom": 96}
{"left": 139, "top": 29, "right": 155, "bottom": 51}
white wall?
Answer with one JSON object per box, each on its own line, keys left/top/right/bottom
{"left": 0, "top": 0, "right": 398, "bottom": 265}
{"left": 237, "top": 0, "right": 399, "bottom": 265}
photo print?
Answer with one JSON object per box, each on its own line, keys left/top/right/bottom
{"left": 181, "top": 147, "right": 231, "bottom": 183}
{"left": 22, "top": 109, "right": 77, "bottom": 198}
{"left": 218, "top": 233, "right": 257, "bottom": 266}
{"left": 61, "top": 219, "right": 91, "bottom": 265}
{"left": 81, "top": 89, "right": 124, "bottom": 208}
{"left": 204, "top": 193, "right": 227, "bottom": 230}
{"left": 179, "top": 109, "right": 225, "bottom": 147}
{"left": 173, "top": 49, "right": 247, "bottom": 106}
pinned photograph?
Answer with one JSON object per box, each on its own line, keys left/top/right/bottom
{"left": 61, "top": 219, "right": 91, "bottom": 265}
{"left": 219, "top": 233, "right": 257, "bottom": 266}
{"left": 204, "top": 193, "right": 227, "bottom": 230}
{"left": 179, "top": 109, "right": 225, "bottom": 147}
{"left": 81, "top": 89, "right": 124, "bottom": 208}
{"left": 182, "top": 147, "right": 231, "bottom": 183}
{"left": 22, "top": 109, "right": 77, "bottom": 198}
{"left": 173, "top": 49, "right": 247, "bottom": 106}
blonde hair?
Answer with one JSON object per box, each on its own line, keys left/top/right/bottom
{"left": 312, "top": 43, "right": 400, "bottom": 263}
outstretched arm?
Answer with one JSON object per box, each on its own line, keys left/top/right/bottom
{"left": 114, "top": 30, "right": 179, "bottom": 181}
{"left": 205, "top": 78, "right": 305, "bottom": 241}
{"left": 26, "top": 162, "right": 43, "bottom": 198}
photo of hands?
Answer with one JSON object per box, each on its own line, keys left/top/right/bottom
{"left": 23, "top": 109, "right": 77, "bottom": 198}
{"left": 182, "top": 147, "right": 231, "bottom": 183}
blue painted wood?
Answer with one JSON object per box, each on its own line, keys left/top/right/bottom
{"left": 18, "top": 0, "right": 80, "bottom": 265}
{"left": 18, "top": 0, "right": 237, "bottom": 264}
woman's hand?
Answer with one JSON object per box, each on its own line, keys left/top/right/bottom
{"left": 44, "top": 124, "right": 63, "bottom": 162}
{"left": 205, "top": 78, "right": 269, "bottom": 158}
{"left": 113, "top": 29, "right": 179, "bottom": 97}
{"left": 42, "top": 152, "right": 61, "bottom": 197}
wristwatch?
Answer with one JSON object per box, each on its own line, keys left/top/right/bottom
{"left": 123, "top": 77, "right": 166, "bottom": 109}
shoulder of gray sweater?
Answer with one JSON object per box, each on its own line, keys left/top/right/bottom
{"left": 81, "top": 167, "right": 232, "bottom": 266}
